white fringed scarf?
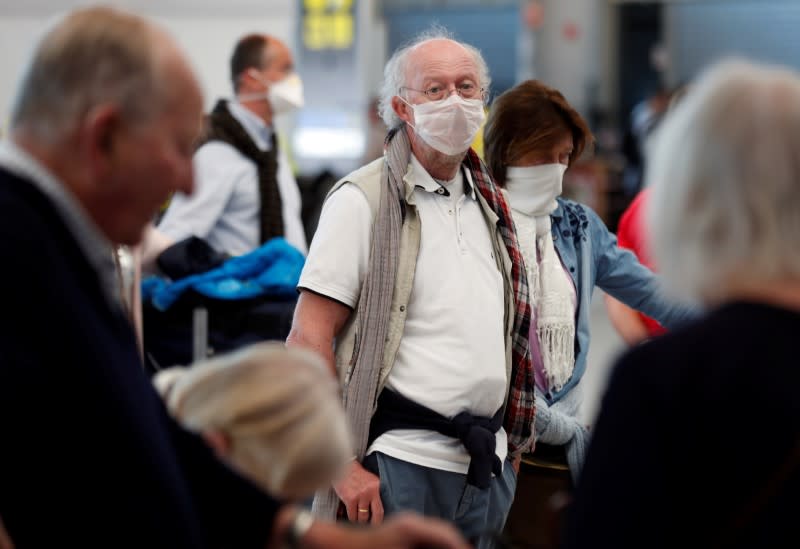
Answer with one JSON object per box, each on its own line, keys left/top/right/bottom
{"left": 505, "top": 166, "right": 576, "bottom": 392}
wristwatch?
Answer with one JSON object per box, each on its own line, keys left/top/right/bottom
{"left": 285, "top": 508, "right": 314, "bottom": 549}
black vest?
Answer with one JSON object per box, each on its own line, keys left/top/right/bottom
{"left": 200, "top": 100, "right": 283, "bottom": 244}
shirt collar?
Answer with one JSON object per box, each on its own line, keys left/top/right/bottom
{"left": 461, "top": 166, "right": 478, "bottom": 200}
{"left": 228, "top": 100, "right": 274, "bottom": 151}
{"left": 550, "top": 198, "right": 565, "bottom": 222}
{"left": 0, "top": 139, "right": 121, "bottom": 309}
{"left": 409, "top": 154, "right": 477, "bottom": 200}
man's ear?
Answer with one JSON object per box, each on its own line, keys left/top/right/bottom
{"left": 243, "top": 68, "right": 266, "bottom": 91}
{"left": 392, "top": 95, "right": 413, "bottom": 125}
{"left": 83, "top": 103, "right": 123, "bottom": 176}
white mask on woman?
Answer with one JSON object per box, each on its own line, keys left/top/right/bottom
{"left": 402, "top": 94, "right": 485, "bottom": 156}
{"left": 504, "top": 163, "right": 567, "bottom": 216}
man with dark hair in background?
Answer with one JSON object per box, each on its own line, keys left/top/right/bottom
{"left": 144, "top": 33, "right": 308, "bottom": 269}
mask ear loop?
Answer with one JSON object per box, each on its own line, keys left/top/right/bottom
{"left": 397, "top": 95, "right": 417, "bottom": 131}
{"left": 247, "top": 68, "right": 268, "bottom": 86}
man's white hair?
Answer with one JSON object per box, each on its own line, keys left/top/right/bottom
{"left": 11, "top": 6, "right": 169, "bottom": 143}
{"left": 378, "top": 25, "right": 491, "bottom": 129}
{"left": 647, "top": 58, "right": 800, "bottom": 303}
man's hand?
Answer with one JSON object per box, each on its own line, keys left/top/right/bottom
{"left": 333, "top": 459, "right": 384, "bottom": 524}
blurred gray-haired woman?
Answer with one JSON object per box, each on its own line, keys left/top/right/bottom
{"left": 563, "top": 58, "right": 800, "bottom": 549}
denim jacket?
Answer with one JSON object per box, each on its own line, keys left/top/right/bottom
{"left": 547, "top": 197, "right": 696, "bottom": 405}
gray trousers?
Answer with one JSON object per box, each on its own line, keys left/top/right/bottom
{"left": 369, "top": 452, "right": 518, "bottom": 548}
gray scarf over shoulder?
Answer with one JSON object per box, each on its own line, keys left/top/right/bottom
{"left": 312, "top": 127, "right": 409, "bottom": 518}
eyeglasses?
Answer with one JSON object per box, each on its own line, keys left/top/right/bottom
{"left": 399, "top": 83, "right": 485, "bottom": 102}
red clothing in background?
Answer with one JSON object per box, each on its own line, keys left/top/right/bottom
{"left": 616, "top": 188, "right": 667, "bottom": 338}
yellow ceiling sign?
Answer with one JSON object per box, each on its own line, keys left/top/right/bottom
{"left": 303, "top": 0, "right": 355, "bottom": 50}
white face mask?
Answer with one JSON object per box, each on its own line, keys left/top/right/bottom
{"left": 402, "top": 94, "right": 485, "bottom": 156}
{"left": 267, "top": 73, "right": 304, "bottom": 115}
{"left": 240, "top": 71, "right": 305, "bottom": 116}
{"left": 504, "top": 163, "right": 567, "bottom": 216}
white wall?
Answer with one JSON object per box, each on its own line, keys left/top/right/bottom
{"left": 158, "top": 14, "right": 294, "bottom": 111}
{"left": 0, "top": 0, "right": 295, "bottom": 128}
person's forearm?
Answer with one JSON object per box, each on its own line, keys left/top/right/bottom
{"left": 285, "top": 327, "right": 336, "bottom": 378}
{"left": 297, "top": 521, "right": 354, "bottom": 549}
{"left": 269, "top": 510, "right": 473, "bottom": 549}
{"left": 604, "top": 294, "right": 649, "bottom": 346}
{"left": 265, "top": 506, "right": 363, "bottom": 549}
{"left": 266, "top": 505, "right": 298, "bottom": 549}
{"left": 286, "top": 290, "right": 351, "bottom": 378}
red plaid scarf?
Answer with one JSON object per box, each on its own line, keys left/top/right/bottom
{"left": 464, "top": 149, "right": 536, "bottom": 455}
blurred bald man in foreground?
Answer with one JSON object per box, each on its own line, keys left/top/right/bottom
{"left": 0, "top": 6, "right": 469, "bottom": 549}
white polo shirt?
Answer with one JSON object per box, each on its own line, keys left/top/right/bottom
{"left": 298, "top": 154, "right": 508, "bottom": 474}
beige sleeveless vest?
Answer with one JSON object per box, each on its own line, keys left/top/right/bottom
{"left": 325, "top": 156, "right": 516, "bottom": 402}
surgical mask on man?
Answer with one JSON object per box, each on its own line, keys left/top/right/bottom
{"left": 401, "top": 94, "right": 485, "bottom": 156}
{"left": 504, "top": 163, "right": 567, "bottom": 216}
{"left": 240, "top": 71, "right": 305, "bottom": 116}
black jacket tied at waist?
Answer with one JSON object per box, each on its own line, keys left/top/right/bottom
{"left": 368, "top": 389, "right": 504, "bottom": 489}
